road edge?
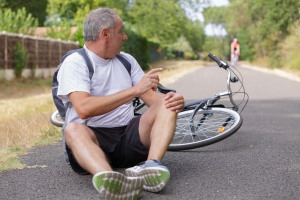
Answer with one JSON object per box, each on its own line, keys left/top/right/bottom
{"left": 240, "top": 63, "right": 300, "bottom": 83}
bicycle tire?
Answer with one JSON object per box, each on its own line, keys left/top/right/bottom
{"left": 168, "top": 107, "right": 243, "bottom": 151}
{"left": 50, "top": 110, "right": 64, "bottom": 127}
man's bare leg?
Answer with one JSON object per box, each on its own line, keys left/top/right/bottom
{"left": 125, "top": 97, "right": 176, "bottom": 192}
{"left": 65, "top": 122, "right": 112, "bottom": 174}
{"left": 139, "top": 96, "right": 177, "bottom": 160}
{"left": 65, "top": 123, "right": 145, "bottom": 199}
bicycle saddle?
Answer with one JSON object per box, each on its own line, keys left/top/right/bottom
{"left": 157, "top": 83, "right": 176, "bottom": 94}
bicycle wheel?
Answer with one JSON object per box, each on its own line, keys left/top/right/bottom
{"left": 168, "top": 108, "right": 242, "bottom": 151}
{"left": 50, "top": 110, "right": 64, "bottom": 127}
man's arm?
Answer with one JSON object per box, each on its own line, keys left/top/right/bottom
{"left": 68, "top": 87, "right": 137, "bottom": 119}
{"left": 69, "top": 68, "right": 164, "bottom": 119}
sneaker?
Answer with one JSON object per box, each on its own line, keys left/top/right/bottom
{"left": 125, "top": 160, "right": 170, "bottom": 192}
{"left": 92, "top": 171, "right": 144, "bottom": 200}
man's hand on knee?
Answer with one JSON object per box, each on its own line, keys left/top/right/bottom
{"left": 164, "top": 92, "right": 184, "bottom": 113}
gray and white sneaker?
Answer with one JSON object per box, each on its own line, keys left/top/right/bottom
{"left": 92, "top": 171, "right": 144, "bottom": 200}
{"left": 125, "top": 160, "right": 170, "bottom": 192}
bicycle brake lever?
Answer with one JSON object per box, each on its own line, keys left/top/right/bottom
{"left": 230, "top": 77, "right": 238, "bottom": 83}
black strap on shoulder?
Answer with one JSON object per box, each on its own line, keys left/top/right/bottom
{"left": 116, "top": 54, "right": 131, "bottom": 75}
{"left": 77, "top": 48, "right": 94, "bottom": 79}
{"left": 61, "top": 49, "right": 130, "bottom": 79}
{"left": 60, "top": 48, "right": 94, "bottom": 80}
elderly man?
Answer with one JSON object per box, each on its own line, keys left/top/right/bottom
{"left": 57, "top": 7, "right": 184, "bottom": 200}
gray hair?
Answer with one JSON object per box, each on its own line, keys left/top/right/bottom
{"left": 83, "top": 8, "right": 117, "bottom": 42}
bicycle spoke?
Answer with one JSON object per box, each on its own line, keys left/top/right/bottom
{"left": 171, "top": 110, "right": 237, "bottom": 145}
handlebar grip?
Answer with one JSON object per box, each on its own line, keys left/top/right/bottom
{"left": 208, "top": 53, "right": 221, "bottom": 66}
{"left": 208, "top": 53, "right": 229, "bottom": 69}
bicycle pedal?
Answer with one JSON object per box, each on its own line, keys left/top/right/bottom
{"left": 218, "top": 127, "right": 226, "bottom": 133}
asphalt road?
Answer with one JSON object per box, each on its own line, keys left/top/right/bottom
{"left": 1, "top": 63, "right": 300, "bottom": 200}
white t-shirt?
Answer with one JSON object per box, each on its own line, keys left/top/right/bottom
{"left": 57, "top": 47, "right": 145, "bottom": 127}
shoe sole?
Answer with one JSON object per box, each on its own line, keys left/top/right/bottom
{"left": 125, "top": 167, "right": 170, "bottom": 192}
{"left": 92, "top": 171, "right": 144, "bottom": 200}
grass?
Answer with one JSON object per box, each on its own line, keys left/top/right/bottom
{"left": 0, "top": 78, "right": 53, "bottom": 99}
{"left": 0, "top": 94, "right": 62, "bottom": 171}
{"left": 0, "top": 78, "right": 62, "bottom": 171}
{"left": 0, "top": 60, "right": 204, "bottom": 172}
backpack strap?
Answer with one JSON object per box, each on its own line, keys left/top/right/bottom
{"left": 116, "top": 54, "right": 131, "bottom": 75}
{"left": 61, "top": 48, "right": 94, "bottom": 79}
{"left": 62, "top": 49, "right": 130, "bottom": 78}
{"left": 77, "top": 48, "right": 94, "bottom": 79}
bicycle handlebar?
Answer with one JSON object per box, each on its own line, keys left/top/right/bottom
{"left": 208, "top": 53, "right": 239, "bottom": 111}
{"left": 208, "top": 53, "right": 229, "bottom": 69}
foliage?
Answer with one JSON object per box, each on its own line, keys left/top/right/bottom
{"left": 46, "top": 0, "right": 130, "bottom": 25}
{"left": 0, "top": 7, "right": 38, "bottom": 35}
{"left": 44, "top": 18, "right": 74, "bottom": 40}
{"left": 72, "top": 25, "right": 84, "bottom": 47}
{"left": 202, "top": 0, "right": 300, "bottom": 68}
{"left": 246, "top": 0, "right": 300, "bottom": 66}
{"left": 45, "top": 0, "right": 207, "bottom": 49}
{"left": 121, "top": 24, "right": 149, "bottom": 71}
{"left": 126, "top": 0, "right": 188, "bottom": 44}
{"left": 247, "top": 0, "right": 300, "bottom": 67}
{"left": 202, "top": 5, "right": 228, "bottom": 58}
{"left": 13, "top": 42, "right": 29, "bottom": 78}
{"left": 169, "top": 35, "right": 193, "bottom": 52}
{"left": 184, "top": 20, "right": 206, "bottom": 52}
{"left": 278, "top": 21, "right": 300, "bottom": 70}
{"left": 0, "top": 0, "right": 47, "bottom": 26}
{"left": 202, "top": 36, "right": 224, "bottom": 59}
{"left": 42, "top": 0, "right": 209, "bottom": 64}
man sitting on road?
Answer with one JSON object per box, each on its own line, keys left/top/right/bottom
{"left": 57, "top": 7, "right": 184, "bottom": 200}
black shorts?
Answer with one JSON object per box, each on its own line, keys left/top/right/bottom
{"left": 66, "top": 115, "right": 149, "bottom": 175}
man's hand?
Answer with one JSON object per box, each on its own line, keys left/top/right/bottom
{"left": 135, "top": 68, "right": 162, "bottom": 95}
{"left": 165, "top": 92, "right": 184, "bottom": 113}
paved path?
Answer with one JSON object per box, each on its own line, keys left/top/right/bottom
{"left": 1, "top": 64, "right": 300, "bottom": 200}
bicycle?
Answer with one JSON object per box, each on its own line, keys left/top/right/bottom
{"left": 50, "top": 53, "right": 248, "bottom": 151}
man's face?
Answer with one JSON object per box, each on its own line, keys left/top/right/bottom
{"left": 108, "top": 16, "right": 128, "bottom": 57}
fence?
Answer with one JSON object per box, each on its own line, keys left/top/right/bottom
{"left": 0, "top": 31, "right": 79, "bottom": 80}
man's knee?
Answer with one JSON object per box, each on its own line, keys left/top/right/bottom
{"left": 153, "top": 97, "right": 177, "bottom": 120}
{"left": 65, "top": 122, "right": 86, "bottom": 144}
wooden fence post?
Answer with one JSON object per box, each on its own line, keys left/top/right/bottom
{"left": 4, "top": 32, "right": 7, "bottom": 70}
{"left": 35, "top": 36, "right": 39, "bottom": 69}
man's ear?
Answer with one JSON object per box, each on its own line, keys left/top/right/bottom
{"left": 100, "top": 28, "right": 109, "bottom": 40}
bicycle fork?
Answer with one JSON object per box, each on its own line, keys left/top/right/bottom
{"left": 188, "top": 95, "right": 232, "bottom": 135}
{"left": 188, "top": 98, "right": 216, "bottom": 136}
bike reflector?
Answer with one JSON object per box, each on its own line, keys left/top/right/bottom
{"left": 218, "top": 127, "right": 226, "bottom": 133}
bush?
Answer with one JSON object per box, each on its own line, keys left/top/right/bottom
{"left": 184, "top": 51, "right": 199, "bottom": 60}
{"left": 72, "top": 25, "right": 84, "bottom": 47}
{"left": 13, "top": 42, "right": 29, "bottom": 78}
{"left": 122, "top": 25, "right": 149, "bottom": 71}
{"left": 0, "top": 8, "right": 38, "bottom": 35}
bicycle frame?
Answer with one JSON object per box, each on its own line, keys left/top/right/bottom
{"left": 185, "top": 54, "right": 244, "bottom": 136}
{"left": 187, "top": 64, "right": 239, "bottom": 134}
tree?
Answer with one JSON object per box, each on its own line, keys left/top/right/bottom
{"left": 184, "top": 20, "right": 205, "bottom": 52}
{"left": 13, "top": 41, "right": 29, "bottom": 78}
{"left": 46, "top": 0, "right": 207, "bottom": 46}
{"left": 127, "top": 0, "right": 188, "bottom": 44}
{"left": 0, "top": 8, "right": 38, "bottom": 35}
{"left": 46, "top": 0, "right": 130, "bottom": 25}
{"left": 247, "top": 0, "right": 300, "bottom": 63}
{"left": 224, "top": 0, "right": 255, "bottom": 61}
{"left": 0, "top": 0, "right": 47, "bottom": 26}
